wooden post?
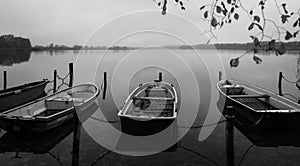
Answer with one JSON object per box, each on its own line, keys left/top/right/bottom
{"left": 102, "top": 72, "right": 107, "bottom": 100}
{"left": 225, "top": 106, "right": 234, "bottom": 166}
{"left": 278, "top": 72, "right": 283, "bottom": 96}
{"left": 219, "top": 71, "right": 222, "bottom": 81}
{"left": 69, "top": 63, "right": 74, "bottom": 87}
{"left": 159, "top": 72, "right": 162, "bottom": 82}
{"left": 3, "top": 71, "right": 7, "bottom": 90}
{"left": 53, "top": 70, "right": 57, "bottom": 93}
{"left": 72, "top": 112, "right": 81, "bottom": 166}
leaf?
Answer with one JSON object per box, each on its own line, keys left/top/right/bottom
{"left": 233, "top": 13, "right": 239, "bottom": 20}
{"left": 296, "top": 78, "right": 300, "bottom": 90}
{"left": 255, "top": 23, "right": 263, "bottom": 31}
{"left": 253, "top": 37, "right": 259, "bottom": 47}
{"left": 220, "top": 21, "right": 224, "bottom": 28}
{"left": 253, "top": 55, "right": 262, "bottom": 64}
{"left": 230, "top": 7, "right": 234, "bottom": 13}
{"left": 281, "top": 15, "right": 290, "bottom": 24}
{"left": 285, "top": 31, "right": 293, "bottom": 40}
{"left": 254, "top": 15, "right": 260, "bottom": 23}
{"left": 293, "top": 20, "right": 299, "bottom": 27}
{"left": 227, "top": 0, "right": 231, "bottom": 4}
{"left": 179, "top": 1, "right": 183, "bottom": 6}
{"left": 248, "top": 23, "right": 254, "bottom": 31}
{"left": 200, "top": 5, "right": 205, "bottom": 10}
{"left": 253, "top": 48, "right": 259, "bottom": 54}
{"left": 277, "top": 43, "right": 286, "bottom": 55}
{"left": 282, "top": 3, "right": 288, "bottom": 14}
{"left": 268, "top": 40, "right": 276, "bottom": 50}
{"left": 204, "top": 11, "right": 208, "bottom": 19}
{"left": 294, "top": 31, "right": 299, "bottom": 38}
{"left": 249, "top": 10, "right": 253, "bottom": 15}
{"left": 216, "top": 6, "right": 222, "bottom": 13}
{"left": 230, "top": 58, "right": 239, "bottom": 67}
{"left": 211, "top": 16, "right": 218, "bottom": 27}
{"left": 181, "top": 6, "right": 185, "bottom": 10}
{"left": 158, "top": 2, "right": 161, "bottom": 6}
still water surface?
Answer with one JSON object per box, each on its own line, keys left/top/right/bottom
{"left": 0, "top": 49, "right": 300, "bottom": 165}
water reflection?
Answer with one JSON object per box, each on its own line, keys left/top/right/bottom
{"left": 0, "top": 101, "right": 99, "bottom": 165}
{"left": 0, "top": 50, "right": 31, "bottom": 66}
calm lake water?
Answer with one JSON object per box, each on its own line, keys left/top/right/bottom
{"left": 0, "top": 49, "right": 300, "bottom": 166}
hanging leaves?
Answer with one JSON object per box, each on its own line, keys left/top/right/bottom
{"left": 285, "top": 31, "right": 293, "bottom": 40}
{"left": 204, "top": 11, "right": 208, "bottom": 18}
{"left": 277, "top": 43, "right": 286, "bottom": 55}
{"left": 211, "top": 16, "right": 218, "bottom": 27}
{"left": 282, "top": 3, "right": 288, "bottom": 14}
{"left": 253, "top": 37, "right": 259, "bottom": 47}
{"left": 281, "top": 15, "right": 290, "bottom": 24}
{"left": 253, "top": 55, "right": 262, "bottom": 64}
{"left": 249, "top": 10, "right": 253, "bottom": 15}
{"left": 234, "top": 13, "right": 239, "bottom": 20}
{"left": 248, "top": 23, "right": 255, "bottom": 31}
{"left": 254, "top": 15, "right": 260, "bottom": 23}
{"left": 268, "top": 40, "right": 276, "bottom": 50}
{"left": 230, "top": 58, "right": 239, "bottom": 67}
{"left": 216, "top": 6, "right": 222, "bottom": 13}
{"left": 200, "top": 5, "right": 205, "bottom": 10}
{"left": 293, "top": 19, "right": 299, "bottom": 27}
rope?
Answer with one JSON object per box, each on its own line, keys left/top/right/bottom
{"left": 178, "top": 119, "right": 227, "bottom": 129}
{"left": 238, "top": 144, "right": 254, "bottom": 166}
{"left": 282, "top": 93, "right": 298, "bottom": 101}
{"left": 47, "top": 152, "right": 64, "bottom": 166}
{"left": 178, "top": 144, "right": 221, "bottom": 166}
{"left": 90, "top": 116, "right": 120, "bottom": 124}
{"left": 90, "top": 150, "right": 112, "bottom": 166}
{"left": 282, "top": 75, "right": 297, "bottom": 84}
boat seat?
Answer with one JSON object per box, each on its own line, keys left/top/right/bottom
{"left": 229, "top": 94, "right": 270, "bottom": 99}
{"left": 133, "top": 96, "right": 174, "bottom": 101}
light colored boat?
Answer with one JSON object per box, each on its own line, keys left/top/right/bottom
{"left": 0, "top": 84, "right": 99, "bottom": 133}
{"left": 118, "top": 80, "right": 178, "bottom": 136}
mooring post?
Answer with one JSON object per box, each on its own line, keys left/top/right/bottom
{"left": 225, "top": 105, "right": 234, "bottom": 166}
{"left": 278, "top": 72, "right": 283, "bottom": 96}
{"left": 102, "top": 72, "right": 107, "bottom": 100}
{"left": 159, "top": 72, "right": 162, "bottom": 81}
{"left": 69, "top": 63, "right": 74, "bottom": 87}
{"left": 72, "top": 112, "right": 81, "bottom": 166}
{"left": 3, "top": 71, "right": 7, "bottom": 90}
{"left": 53, "top": 70, "right": 57, "bottom": 93}
{"left": 219, "top": 71, "right": 222, "bottom": 81}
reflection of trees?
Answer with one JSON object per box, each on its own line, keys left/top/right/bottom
{"left": 0, "top": 50, "right": 31, "bottom": 66}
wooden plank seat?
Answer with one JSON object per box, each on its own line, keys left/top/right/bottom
{"left": 229, "top": 94, "right": 270, "bottom": 99}
{"left": 132, "top": 96, "right": 174, "bottom": 101}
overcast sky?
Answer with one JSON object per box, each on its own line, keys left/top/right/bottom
{"left": 0, "top": 0, "right": 299, "bottom": 46}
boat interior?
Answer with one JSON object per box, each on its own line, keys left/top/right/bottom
{"left": 220, "top": 80, "right": 298, "bottom": 112}
{"left": 2, "top": 87, "right": 96, "bottom": 119}
{"left": 121, "top": 84, "right": 176, "bottom": 118}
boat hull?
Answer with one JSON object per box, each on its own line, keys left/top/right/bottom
{"left": 0, "top": 84, "right": 99, "bottom": 133}
{"left": 0, "top": 80, "right": 48, "bottom": 112}
{"left": 217, "top": 80, "right": 300, "bottom": 131}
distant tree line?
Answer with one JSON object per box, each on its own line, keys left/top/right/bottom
{"left": 0, "top": 34, "right": 31, "bottom": 49}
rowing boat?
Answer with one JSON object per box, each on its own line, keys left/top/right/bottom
{"left": 0, "top": 79, "right": 49, "bottom": 112}
{"left": 0, "top": 84, "right": 99, "bottom": 133}
{"left": 118, "top": 80, "right": 178, "bottom": 136}
{"left": 217, "top": 79, "right": 300, "bottom": 130}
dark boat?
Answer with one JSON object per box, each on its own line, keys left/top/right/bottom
{"left": 217, "top": 79, "right": 300, "bottom": 130}
{"left": 0, "top": 84, "right": 99, "bottom": 133}
{"left": 118, "top": 80, "right": 178, "bottom": 136}
{"left": 0, "top": 79, "right": 49, "bottom": 112}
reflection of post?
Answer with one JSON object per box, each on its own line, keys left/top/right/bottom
{"left": 3, "top": 71, "right": 7, "bottom": 90}
{"left": 225, "top": 106, "right": 234, "bottom": 166}
{"left": 102, "top": 72, "right": 107, "bottom": 100}
{"left": 159, "top": 72, "right": 162, "bottom": 82}
{"left": 53, "top": 70, "right": 57, "bottom": 93}
{"left": 278, "top": 72, "right": 283, "bottom": 96}
{"left": 69, "top": 63, "right": 74, "bottom": 87}
{"left": 219, "top": 71, "right": 222, "bottom": 81}
{"left": 72, "top": 111, "right": 81, "bottom": 166}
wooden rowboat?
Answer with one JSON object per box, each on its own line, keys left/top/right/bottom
{"left": 0, "top": 79, "right": 49, "bottom": 112}
{"left": 0, "top": 84, "right": 99, "bottom": 133}
{"left": 217, "top": 79, "right": 300, "bottom": 130}
{"left": 118, "top": 80, "right": 178, "bottom": 136}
